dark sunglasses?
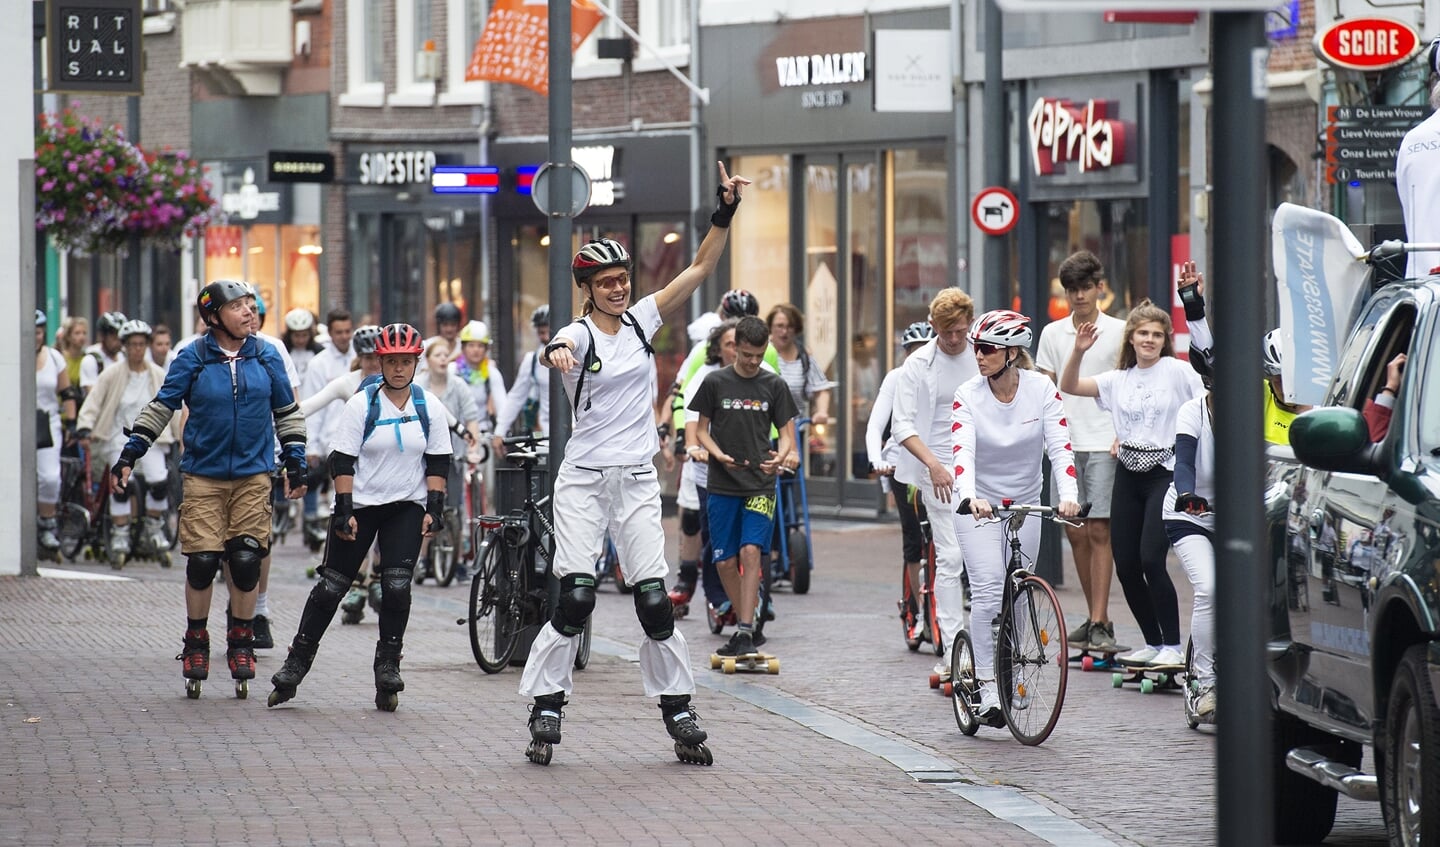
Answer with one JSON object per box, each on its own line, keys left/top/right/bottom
{"left": 973, "top": 342, "right": 1003, "bottom": 356}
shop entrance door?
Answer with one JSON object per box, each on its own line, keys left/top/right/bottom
{"left": 798, "top": 152, "right": 883, "bottom": 512}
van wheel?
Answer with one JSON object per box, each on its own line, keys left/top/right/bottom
{"left": 1272, "top": 708, "right": 1360, "bottom": 844}
{"left": 1382, "top": 644, "right": 1440, "bottom": 847}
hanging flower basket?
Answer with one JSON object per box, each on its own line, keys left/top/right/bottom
{"left": 34, "top": 109, "right": 220, "bottom": 254}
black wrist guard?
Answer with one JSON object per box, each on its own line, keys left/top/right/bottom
{"left": 425, "top": 490, "right": 446, "bottom": 533}
{"left": 331, "top": 493, "right": 354, "bottom": 534}
{"left": 1182, "top": 293, "right": 1206, "bottom": 322}
{"left": 710, "top": 182, "right": 741, "bottom": 228}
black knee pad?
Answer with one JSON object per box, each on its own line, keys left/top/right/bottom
{"left": 680, "top": 507, "right": 701, "bottom": 537}
{"left": 309, "top": 567, "right": 351, "bottom": 609}
{"left": 185, "top": 551, "right": 223, "bottom": 590}
{"left": 633, "top": 578, "right": 674, "bottom": 641}
{"left": 551, "top": 573, "right": 596, "bottom": 637}
{"left": 379, "top": 568, "right": 412, "bottom": 616}
{"left": 225, "top": 535, "right": 266, "bottom": 592}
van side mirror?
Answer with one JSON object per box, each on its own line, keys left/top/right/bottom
{"left": 1289, "top": 407, "right": 1379, "bottom": 475}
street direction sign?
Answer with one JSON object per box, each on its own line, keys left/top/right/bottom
{"left": 1323, "top": 103, "right": 1421, "bottom": 184}
{"left": 971, "top": 187, "right": 1019, "bottom": 236}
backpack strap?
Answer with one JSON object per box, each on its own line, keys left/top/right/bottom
{"left": 361, "top": 381, "right": 429, "bottom": 449}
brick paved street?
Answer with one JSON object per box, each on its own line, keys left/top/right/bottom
{"left": 1, "top": 517, "right": 1389, "bottom": 846}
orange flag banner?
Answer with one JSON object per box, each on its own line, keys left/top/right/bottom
{"left": 464, "top": 0, "right": 605, "bottom": 95}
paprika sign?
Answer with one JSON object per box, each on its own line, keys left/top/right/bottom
{"left": 1027, "top": 97, "right": 1130, "bottom": 177}
{"left": 1313, "top": 18, "right": 1420, "bottom": 72}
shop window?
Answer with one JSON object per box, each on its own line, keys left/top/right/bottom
{"left": 728, "top": 154, "right": 791, "bottom": 318}
{"left": 443, "top": 0, "right": 490, "bottom": 105}
{"left": 847, "top": 160, "right": 881, "bottom": 482}
{"left": 341, "top": 0, "right": 386, "bottom": 107}
{"left": 635, "top": 219, "right": 689, "bottom": 411}
{"left": 889, "top": 147, "right": 949, "bottom": 360}
{"left": 1041, "top": 199, "right": 1149, "bottom": 319}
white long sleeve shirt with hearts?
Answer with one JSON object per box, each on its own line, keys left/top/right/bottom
{"left": 951, "top": 369, "right": 1079, "bottom": 506}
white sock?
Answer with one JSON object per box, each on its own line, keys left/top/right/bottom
{"left": 255, "top": 592, "right": 270, "bottom": 617}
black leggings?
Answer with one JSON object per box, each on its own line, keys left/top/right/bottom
{"left": 894, "top": 484, "right": 923, "bottom": 564}
{"left": 316, "top": 501, "right": 424, "bottom": 641}
{"left": 1110, "top": 465, "right": 1180, "bottom": 646}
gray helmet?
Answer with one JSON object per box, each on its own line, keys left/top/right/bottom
{"left": 97, "top": 311, "right": 128, "bottom": 335}
{"left": 434, "top": 302, "right": 463, "bottom": 325}
{"left": 1263, "top": 329, "right": 1283, "bottom": 376}
{"left": 352, "top": 324, "right": 383, "bottom": 355}
{"left": 118, "top": 319, "right": 153, "bottom": 342}
{"left": 197, "top": 280, "right": 252, "bottom": 327}
{"left": 531, "top": 304, "right": 551, "bottom": 327}
{"left": 900, "top": 321, "right": 935, "bottom": 348}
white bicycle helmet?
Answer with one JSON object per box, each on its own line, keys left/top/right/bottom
{"left": 97, "top": 311, "right": 128, "bottom": 335}
{"left": 459, "top": 320, "right": 491, "bottom": 344}
{"left": 969, "top": 309, "right": 1033, "bottom": 349}
{"left": 118, "top": 319, "right": 152, "bottom": 341}
{"left": 572, "top": 238, "right": 632, "bottom": 285}
{"left": 284, "top": 308, "right": 315, "bottom": 333}
{"left": 1263, "top": 328, "right": 1283, "bottom": 376}
{"left": 900, "top": 321, "right": 935, "bottom": 348}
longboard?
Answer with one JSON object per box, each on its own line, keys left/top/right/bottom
{"left": 1111, "top": 662, "right": 1185, "bottom": 694}
{"left": 1068, "top": 643, "right": 1131, "bottom": 671}
{"left": 710, "top": 651, "right": 779, "bottom": 675}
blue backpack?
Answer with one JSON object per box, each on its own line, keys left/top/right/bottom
{"left": 359, "top": 377, "right": 430, "bottom": 449}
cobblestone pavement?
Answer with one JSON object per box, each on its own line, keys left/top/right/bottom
{"left": 1, "top": 516, "right": 1388, "bottom": 846}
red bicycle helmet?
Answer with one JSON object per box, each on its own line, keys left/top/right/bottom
{"left": 375, "top": 323, "right": 424, "bottom": 356}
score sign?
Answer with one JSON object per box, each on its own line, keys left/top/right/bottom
{"left": 1314, "top": 18, "right": 1420, "bottom": 72}
{"left": 972, "top": 187, "right": 1019, "bottom": 236}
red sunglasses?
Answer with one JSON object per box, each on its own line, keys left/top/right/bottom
{"left": 973, "top": 342, "right": 1003, "bottom": 356}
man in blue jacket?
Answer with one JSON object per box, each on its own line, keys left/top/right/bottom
{"left": 113, "top": 280, "right": 308, "bottom": 699}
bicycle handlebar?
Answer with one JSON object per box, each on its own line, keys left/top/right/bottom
{"left": 502, "top": 433, "right": 551, "bottom": 447}
{"left": 956, "top": 499, "right": 1092, "bottom": 519}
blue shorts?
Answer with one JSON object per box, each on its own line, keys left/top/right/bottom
{"left": 707, "top": 492, "right": 776, "bottom": 562}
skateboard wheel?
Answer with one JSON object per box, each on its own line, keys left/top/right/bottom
{"left": 942, "top": 682, "right": 953, "bottom": 698}
{"left": 767, "top": 659, "right": 780, "bottom": 674}
{"left": 1081, "top": 656, "right": 1094, "bottom": 672}
{"left": 710, "top": 654, "right": 721, "bottom": 670}
{"left": 1140, "top": 678, "right": 1155, "bottom": 695}
{"left": 722, "top": 658, "right": 736, "bottom": 674}
{"left": 1111, "top": 672, "right": 1124, "bottom": 689}
{"left": 929, "top": 673, "right": 941, "bottom": 689}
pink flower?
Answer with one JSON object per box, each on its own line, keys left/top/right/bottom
{"left": 36, "top": 167, "right": 46, "bottom": 177}
{"left": 41, "top": 180, "right": 54, "bottom": 192}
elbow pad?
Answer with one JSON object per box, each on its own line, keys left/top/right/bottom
{"left": 59, "top": 385, "right": 84, "bottom": 404}
{"left": 328, "top": 450, "right": 357, "bottom": 479}
{"left": 130, "top": 399, "right": 175, "bottom": 443}
{"left": 273, "top": 401, "right": 307, "bottom": 448}
{"left": 424, "top": 452, "right": 451, "bottom": 479}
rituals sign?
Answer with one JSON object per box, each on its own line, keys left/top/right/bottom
{"left": 48, "top": 0, "right": 143, "bottom": 94}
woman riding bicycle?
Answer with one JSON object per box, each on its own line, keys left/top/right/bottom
{"left": 268, "top": 323, "right": 451, "bottom": 711}
{"left": 951, "top": 310, "right": 1080, "bottom": 723}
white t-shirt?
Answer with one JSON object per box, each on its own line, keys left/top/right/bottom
{"left": 951, "top": 369, "right": 1079, "bottom": 506}
{"left": 1163, "top": 395, "right": 1215, "bottom": 531}
{"left": 1397, "top": 109, "right": 1440, "bottom": 278}
{"left": 79, "top": 345, "right": 123, "bottom": 390}
{"left": 329, "top": 386, "right": 453, "bottom": 508}
{"left": 1035, "top": 311, "right": 1125, "bottom": 451}
{"left": 775, "top": 347, "right": 835, "bottom": 414}
{"left": 683, "top": 362, "right": 720, "bottom": 489}
{"left": 1092, "top": 357, "right": 1206, "bottom": 470}
{"left": 929, "top": 349, "right": 977, "bottom": 453}
{"left": 555, "top": 296, "right": 663, "bottom": 467}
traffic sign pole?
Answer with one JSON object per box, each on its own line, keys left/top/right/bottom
{"left": 547, "top": 0, "right": 574, "bottom": 475}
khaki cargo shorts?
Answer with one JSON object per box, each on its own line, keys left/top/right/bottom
{"left": 178, "top": 473, "right": 272, "bottom": 554}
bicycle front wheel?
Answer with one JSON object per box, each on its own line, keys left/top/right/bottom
{"left": 950, "top": 629, "right": 980, "bottom": 736}
{"left": 57, "top": 503, "right": 90, "bottom": 561}
{"left": 432, "top": 509, "right": 460, "bottom": 587}
{"left": 468, "top": 537, "right": 521, "bottom": 673}
{"left": 996, "top": 575, "right": 1068, "bottom": 746}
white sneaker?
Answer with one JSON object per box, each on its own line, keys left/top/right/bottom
{"left": 1195, "top": 685, "right": 1216, "bottom": 719}
{"left": 1119, "top": 645, "right": 1159, "bottom": 665}
{"left": 933, "top": 661, "right": 950, "bottom": 680}
{"left": 1150, "top": 646, "right": 1185, "bottom": 667}
{"left": 977, "top": 680, "right": 1001, "bottom": 716}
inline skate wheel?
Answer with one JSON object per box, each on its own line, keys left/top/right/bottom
{"left": 674, "top": 742, "right": 713, "bottom": 766}
{"left": 341, "top": 611, "right": 361, "bottom": 625}
{"left": 1112, "top": 672, "right": 1124, "bottom": 689}
{"left": 185, "top": 679, "right": 202, "bottom": 699}
{"left": 526, "top": 741, "right": 553, "bottom": 766}
{"left": 110, "top": 554, "right": 125, "bottom": 571}
{"left": 376, "top": 691, "right": 399, "bottom": 712}
{"left": 305, "top": 566, "right": 317, "bottom": 579}
{"left": 158, "top": 553, "right": 171, "bottom": 569}
{"left": 267, "top": 688, "right": 292, "bottom": 708}
{"left": 1140, "top": 678, "right": 1155, "bottom": 695}
{"left": 235, "top": 679, "right": 249, "bottom": 699}
{"left": 1187, "top": 715, "right": 1199, "bottom": 730}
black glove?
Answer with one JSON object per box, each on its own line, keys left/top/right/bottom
{"left": 710, "top": 182, "right": 741, "bottom": 228}
{"left": 331, "top": 492, "right": 354, "bottom": 537}
{"left": 110, "top": 437, "right": 146, "bottom": 491}
{"left": 282, "top": 447, "right": 308, "bottom": 487}
{"left": 425, "top": 490, "right": 446, "bottom": 534}
{"left": 1175, "top": 493, "right": 1211, "bottom": 515}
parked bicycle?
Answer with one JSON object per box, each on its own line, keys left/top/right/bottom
{"left": 57, "top": 448, "right": 176, "bottom": 569}
{"left": 948, "top": 501, "right": 1085, "bottom": 746}
{"left": 458, "top": 434, "right": 591, "bottom": 674}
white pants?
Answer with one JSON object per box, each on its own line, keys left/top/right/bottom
{"left": 919, "top": 485, "right": 967, "bottom": 654}
{"left": 1171, "top": 531, "right": 1215, "bottom": 686}
{"left": 519, "top": 461, "right": 695, "bottom": 699}
{"left": 102, "top": 445, "right": 167, "bottom": 518}
{"left": 954, "top": 512, "right": 1040, "bottom": 679}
